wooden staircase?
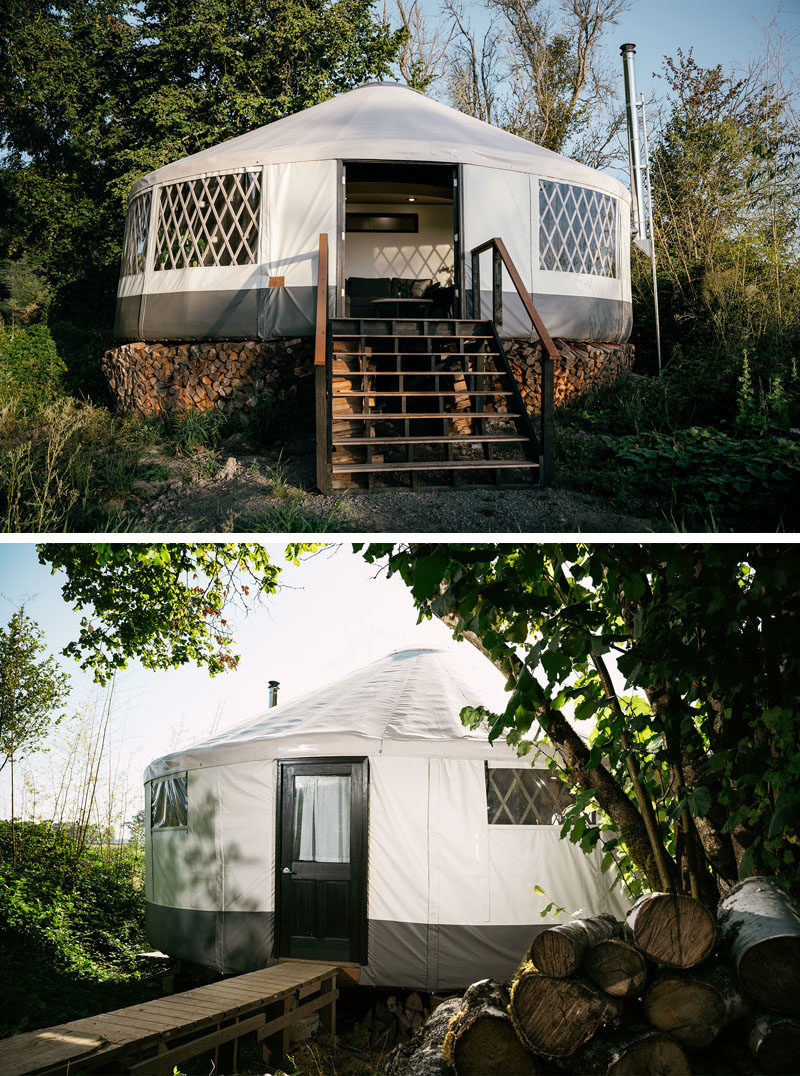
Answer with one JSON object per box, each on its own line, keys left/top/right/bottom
{"left": 313, "top": 233, "right": 557, "bottom": 495}
{"left": 324, "top": 316, "right": 540, "bottom": 491}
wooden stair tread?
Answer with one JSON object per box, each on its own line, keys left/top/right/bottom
{"left": 332, "top": 459, "right": 538, "bottom": 474}
{"left": 333, "top": 434, "right": 528, "bottom": 446}
{"left": 332, "top": 390, "right": 512, "bottom": 398}
{"left": 332, "top": 410, "right": 522, "bottom": 420}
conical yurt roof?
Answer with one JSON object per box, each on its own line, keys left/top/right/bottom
{"left": 144, "top": 647, "right": 527, "bottom": 780}
{"left": 130, "top": 82, "right": 627, "bottom": 200}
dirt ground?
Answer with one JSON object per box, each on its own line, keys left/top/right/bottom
{"left": 128, "top": 432, "right": 660, "bottom": 534}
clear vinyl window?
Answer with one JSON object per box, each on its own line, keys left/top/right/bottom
{"left": 120, "top": 191, "right": 151, "bottom": 277}
{"left": 153, "top": 170, "right": 261, "bottom": 271}
{"left": 539, "top": 180, "right": 617, "bottom": 278}
{"left": 151, "top": 773, "right": 188, "bottom": 830}
{"left": 486, "top": 765, "right": 574, "bottom": 825}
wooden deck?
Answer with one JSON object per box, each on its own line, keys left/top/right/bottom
{"left": 0, "top": 961, "right": 339, "bottom": 1076}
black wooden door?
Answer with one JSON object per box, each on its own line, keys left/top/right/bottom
{"left": 276, "top": 759, "right": 367, "bottom": 963}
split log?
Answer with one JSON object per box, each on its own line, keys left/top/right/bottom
{"left": 510, "top": 968, "right": 624, "bottom": 1057}
{"left": 441, "top": 979, "right": 539, "bottom": 1075}
{"left": 748, "top": 1013, "right": 800, "bottom": 1074}
{"left": 529, "top": 915, "right": 620, "bottom": 978}
{"left": 585, "top": 938, "right": 648, "bottom": 998}
{"left": 717, "top": 876, "right": 800, "bottom": 1013}
{"left": 627, "top": 891, "right": 716, "bottom": 968}
{"left": 385, "top": 997, "right": 460, "bottom": 1076}
{"left": 569, "top": 1024, "right": 690, "bottom": 1075}
{"left": 643, "top": 964, "right": 748, "bottom": 1047}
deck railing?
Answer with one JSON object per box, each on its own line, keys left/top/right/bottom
{"left": 314, "top": 232, "right": 332, "bottom": 494}
{"left": 469, "top": 237, "right": 555, "bottom": 484}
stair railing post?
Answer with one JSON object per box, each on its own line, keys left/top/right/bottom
{"left": 540, "top": 350, "right": 554, "bottom": 485}
{"left": 471, "top": 251, "right": 480, "bottom": 320}
{"left": 314, "top": 232, "right": 332, "bottom": 495}
{"left": 492, "top": 244, "right": 503, "bottom": 334}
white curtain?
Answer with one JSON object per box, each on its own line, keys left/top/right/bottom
{"left": 292, "top": 775, "right": 350, "bottom": 863}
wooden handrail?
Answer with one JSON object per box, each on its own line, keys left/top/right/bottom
{"left": 314, "top": 233, "right": 332, "bottom": 493}
{"left": 470, "top": 236, "right": 556, "bottom": 483}
{"left": 315, "top": 232, "right": 329, "bottom": 367}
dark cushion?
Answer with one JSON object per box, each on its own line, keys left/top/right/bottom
{"left": 391, "top": 277, "right": 434, "bottom": 298}
{"left": 347, "top": 276, "right": 392, "bottom": 299}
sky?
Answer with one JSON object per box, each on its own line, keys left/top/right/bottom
{"left": 0, "top": 542, "right": 508, "bottom": 829}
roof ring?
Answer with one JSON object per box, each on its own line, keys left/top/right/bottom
{"left": 354, "top": 80, "right": 428, "bottom": 97}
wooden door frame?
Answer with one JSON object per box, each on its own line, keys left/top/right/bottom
{"left": 274, "top": 757, "right": 369, "bottom": 964}
{"left": 336, "top": 160, "right": 462, "bottom": 318}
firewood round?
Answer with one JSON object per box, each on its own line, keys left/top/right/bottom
{"left": 748, "top": 1013, "right": 800, "bottom": 1074}
{"left": 585, "top": 938, "right": 648, "bottom": 998}
{"left": 572, "top": 1024, "right": 691, "bottom": 1075}
{"left": 718, "top": 877, "right": 800, "bottom": 1014}
{"left": 509, "top": 971, "right": 623, "bottom": 1057}
{"left": 627, "top": 892, "right": 716, "bottom": 968}
{"left": 530, "top": 915, "right": 619, "bottom": 978}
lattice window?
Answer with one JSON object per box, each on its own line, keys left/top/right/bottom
{"left": 120, "top": 192, "right": 151, "bottom": 277}
{"left": 486, "top": 765, "right": 574, "bottom": 825}
{"left": 153, "top": 171, "right": 261, "bottom": 271}
{"left": 539, "top": 180, "right": 617, "bottom": 277}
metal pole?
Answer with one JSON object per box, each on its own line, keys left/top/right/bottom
{"left": 620, "top": 43, "right": 647, "bottom": 243}
{"left": 639, "top": 93, "right": 662, "bottom": 376}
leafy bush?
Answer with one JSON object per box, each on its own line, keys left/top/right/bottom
{"left": 0, "top": 822, "right": 149, "bottom": 1035}
{"left": 0, "top": 323, "right": 65, "bottom": 411}
{"left": 612, "top": 427, "right": 800, "bottom": 529}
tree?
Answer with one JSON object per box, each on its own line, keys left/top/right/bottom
{"left": 646, "top": 48, "right": 800, "bottom": 364}
{"left": 0, "top": 0, "right": 405, "bottom": 333}
{"left": 430, "top": 0, "right": 628, "bottom": 167}
{"left": 0, "top": 607, "right": 71, "bottom": 859}
{"left": 359, "top": 543, "right": 800, "bottom": 903}
{"left": 36, "top": 542, "right": 314, "bottom": 682}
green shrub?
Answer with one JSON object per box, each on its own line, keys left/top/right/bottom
{"left": 0, "top": 323, "right": 65, "bottom": 411}
{"left": 0, "top": 822, "right": 149, "bottom": 1035}
{"left": 614, "top": 427, "right": 800, "bottom": 529}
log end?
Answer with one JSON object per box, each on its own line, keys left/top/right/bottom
{"left": 738, "top": 937, "right": 800, "bottom": 1014}
{"left": 643, "top": 973, "right": 725, "bottom": 1048}
{"left": 449, "top": 1016, "right": 540, "bottom": 1075}
{"left": 629, "top": 892, "right": 716, "bottom": 968}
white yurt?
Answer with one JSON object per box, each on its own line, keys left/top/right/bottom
{"left": 117, "top": 82, "right": 631, "bottom": 344}
{"left": 144, "top": 648, "right": 630, "bottom": 990}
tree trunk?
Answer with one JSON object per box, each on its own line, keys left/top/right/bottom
{"left": 509, "top": 967, "right": 624, "bottom": 1057}
{"left": 748, "top": 1013, "right": 800, "bottom": 1074}
{"left": 643, "top": 965, "right": 748, "bottom": 1048}
{"left": 530, "top": 915, "right": 620, "bottom": 978}
{"left": 385, "top": 998, "right": 460, "bottom": 1076}
{"left": 442, "top": 979, "right": 539, "bottom": 1075}
{"left": 717, "top": 876, "right": 800, "bottom": 1013}
{"left": 585, "top": 938, "right": 648, "bottom": 998}
{"left": 569, "top": 1024, "right": 691, "bottom": 1075}
{"left": 627, "top": 891, "right": 716, "bottom": 968}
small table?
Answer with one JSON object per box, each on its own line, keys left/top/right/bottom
{"left": 371, "top": 297, "right": 434, "bottom": 318}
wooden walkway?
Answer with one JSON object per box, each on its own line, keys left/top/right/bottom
{"left": 0, "top": 961, "right": 339, "bottom": 1075}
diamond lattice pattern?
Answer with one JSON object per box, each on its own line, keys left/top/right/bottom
{"left": 120, "top": 192, "right": 151, "bottom": 277}
{"left": 539, "top": 180, "right": 617, "bottom": 277}
{"left": 486, "top": 766, "right": 574, "bottom": 825}
{"left": 154, "top": 171, "right": 261, "bottom": 271}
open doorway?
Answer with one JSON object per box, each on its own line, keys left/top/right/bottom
{"left": 338, "top": 161, "right": 460, "bottom": 318}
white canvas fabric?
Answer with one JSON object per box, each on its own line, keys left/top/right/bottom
{"left": 131, "top": 83, "right": 628, "bottom": 201}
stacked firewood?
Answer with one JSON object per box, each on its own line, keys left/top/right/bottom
{"left": 502, "top": 338, "right": 634, "bottom": 411}
{"left": 386, "top": 877, "right": 800, "bottom": 1076}
{"left": 102, "top": 338, "right": 313, "bottom": 416}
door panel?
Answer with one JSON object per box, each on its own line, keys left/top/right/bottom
{"left": 277, "top": 759, "right": 367, "bottom": 963}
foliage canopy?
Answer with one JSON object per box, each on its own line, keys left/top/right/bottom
{"left": 361, "top": 542, "right": 800, "bottom": 902}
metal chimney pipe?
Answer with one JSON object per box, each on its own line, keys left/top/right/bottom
{"left": 268, "top": 680, "right": 279, "bottom": 708}
{"left": 621, "top": 43, "right": 647, "bottom": 243}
